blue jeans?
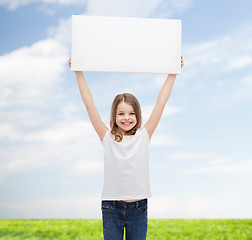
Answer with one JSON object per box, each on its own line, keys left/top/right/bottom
{"left": 101, "top": 198, "right": 148, "bottom": 240}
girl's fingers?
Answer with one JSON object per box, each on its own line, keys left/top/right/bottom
{"left": 68, "top": 58, "right": 71, "bottom": 68}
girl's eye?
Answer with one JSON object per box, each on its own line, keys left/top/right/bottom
{"left": 117, "top": 112, "right": 135, "bottom": 116}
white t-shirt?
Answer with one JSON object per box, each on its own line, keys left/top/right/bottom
{"left": 101, "top": 126, "right": 152, "bottom": 200}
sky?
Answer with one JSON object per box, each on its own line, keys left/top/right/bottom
{"left": 0, "top": 0, "right": 252, "bottom": 219}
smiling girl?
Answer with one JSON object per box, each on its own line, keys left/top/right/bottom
{"left": 69, "top": 56, "right": 184, "bottom": 240}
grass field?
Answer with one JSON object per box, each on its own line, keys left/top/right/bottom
{"left": 0, "top": 219, "right": 251, "bottom": 240}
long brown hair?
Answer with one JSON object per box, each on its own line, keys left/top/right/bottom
{"left": 110, "top": 93, "right": 142, "bottom": 142}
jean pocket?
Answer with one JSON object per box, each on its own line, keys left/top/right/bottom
{"left": 136, "top": 203, "right": 148, "bottom": 213}
{"left": 101, "top": 202, "right": 114, "bottom": 213}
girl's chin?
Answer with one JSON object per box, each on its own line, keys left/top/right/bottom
{"left": 121, "top": 127, "right": 132, "bottom": 131}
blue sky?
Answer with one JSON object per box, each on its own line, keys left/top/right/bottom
{"left": 0, "top": 0, "right": 252, "bottom": 219}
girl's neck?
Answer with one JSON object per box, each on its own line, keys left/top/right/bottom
{"left": 122, "top": 133, "right": 132, "bottom": 136}
{"left": 121, "top": 129, "right": 132, "bottom": 136}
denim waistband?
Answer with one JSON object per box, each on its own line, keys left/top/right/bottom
{"left": 102, "top": 198, "right": 147, "bottom": 208}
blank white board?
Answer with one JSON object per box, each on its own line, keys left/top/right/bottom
{"left": 71, "top": 15, "right": 181, "bottom": 73}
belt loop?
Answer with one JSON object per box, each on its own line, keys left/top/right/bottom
{"left": 113, "top": 201, "right": 116, "bottom": 207}
{"left": 136, "top": 201, "right": 139, "bottom": 208}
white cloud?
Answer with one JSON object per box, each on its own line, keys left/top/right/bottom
{"left": 86, "top": 0, "right": 194, "bottom": 18}
{"left": 169, "top": 152, "right": 214, "bottom": 160}
{"left": 151, "top": 134, "right": 179, "bottom": 146}
{"left": 0, "top": 194, "right": 102, "bottom": 218}
{"left": 60, "top": 102, "right": 83, "bottom": 119}
{"left": 149, "top": 195, "right": 218, "bottom": 218}
{"left": 0, "top": 119, "right": 96, "bottom": 145}
{"left": 168, "top": 0, "right": 194, "bottom": 11}
{"left": 180, "top": 24, "right": 252, "bottom": 108}
{"left": 48, "top": 17, "right": 72, "bottom": 45}
{"left": 208, "top": 157, "right": 232, "bottom": 165}
{"left": 224, "top": 54, "right": 252, "bottom": 72}
{"left": 153, "top": 152, "right": 252, "bottom": 176}
{"left": 184, "top": 25, "right": 252, "bottom": 76}
{"left": 86, "top": 0, "right": 162, "bottom": 18}
{"left": 26, "top": 121, "right": 95, "bottom": 144}
{"left": 181, "top": 158, "right": 252, "bottom": 174}
{"left": 0, "top": 123, "right": 16, "bottom": 141}
{"left": 149, "top": 194, "right": 252, "bottom": 218}
{"left": 71, "top": 160, "right": 103, "bottom": 175}
{"left": 0, "top": 0, "right": 85, "bottom": 10}
{"left": 0, "top": 120, "right": 103, "bottom": 183}
{"left": 156, "top": 151, "right": 252, "bottom": 175}
{"left": 0, "top": 38, "right": 68, "bottom": 107}
{"left": 1, "top": 0, "right": 194, "bottom": 17}
{"left": 150, "top": 0, "right": 195, "bottom": 18}
{"left": 142, "top": 104, "right": 182, "bottom": 123}
{"left": 233, "top": 73, "right": 252, "bottom": 101}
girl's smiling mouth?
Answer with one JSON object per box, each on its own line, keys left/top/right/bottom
{"left": 122, "top": 122, "right": 132, "bottom": 125}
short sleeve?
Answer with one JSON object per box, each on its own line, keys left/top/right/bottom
{"left": 101, "top": 129, "right": 110, "bottom": 146}
{"left": 142, "top": 126, "right": 151, "bottom": 143}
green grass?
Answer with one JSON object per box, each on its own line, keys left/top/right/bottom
{"left": 0, "top": 219, "right": 251, "bottom": 240}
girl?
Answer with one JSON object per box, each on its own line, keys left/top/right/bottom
{"left": 69, "top": 57, "right": 184, "bottom": 240}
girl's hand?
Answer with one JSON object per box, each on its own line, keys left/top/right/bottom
{"left": 68, "top": 58, "right": 72, "bottom": 69}
{"left": 69, "top": 58, "right": 82, "bottom": 74}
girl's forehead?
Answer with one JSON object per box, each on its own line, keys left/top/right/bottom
{"left": 117, "top": 101, "right": 134, "bottom": 111}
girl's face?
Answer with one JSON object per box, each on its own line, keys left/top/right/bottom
{"left": 116, "top": 101, "right": 137, "bottom": 135}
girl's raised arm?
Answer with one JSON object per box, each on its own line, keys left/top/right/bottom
{"left": 69, "top": 58, "right": 108, "bottom": 142}
{"left": 144, "top": 56, "right": 184, "bottom": 139}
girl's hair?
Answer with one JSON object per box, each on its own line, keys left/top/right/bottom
{"left": 110, "top": 93, "right": 142, "bottom": 142}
